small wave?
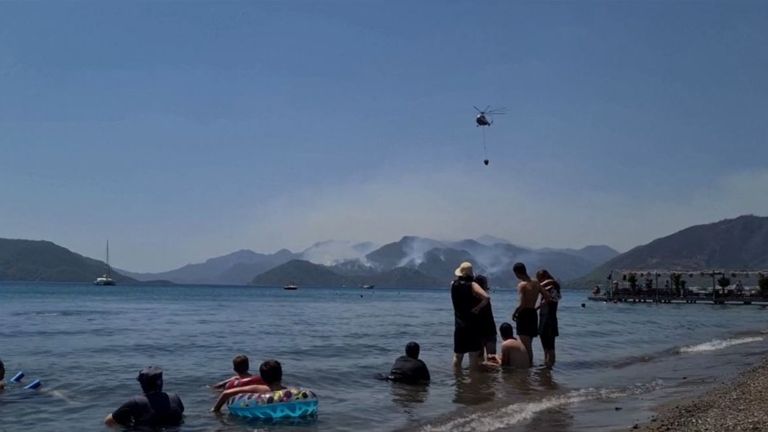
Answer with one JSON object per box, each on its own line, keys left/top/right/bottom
{"left": 679, "top": 336, "right": 764, "bottom": 353}
{"left": 420, "top": 382, "right": 663, "bottom": 432}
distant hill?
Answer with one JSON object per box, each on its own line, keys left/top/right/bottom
{"left": 251, "top": 259, "right": 442, "bottom": 288}
{"left": 122, "top": 249, "right": 297, "bottom": 285}
{"left": 578, "top": 215, "right": 768, "bottom": 286}
{"left": 251, "top": 260, "right": 348, "bottom": 287}
{"left": 0, "top": 239, "right": 135, "bottom": 283}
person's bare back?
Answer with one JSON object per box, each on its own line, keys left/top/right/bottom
{"left": 501, "top": 338, "right": 529, "bottom": 368}
{"left": 518, "top": 279, "right": 542, "bottom": 309}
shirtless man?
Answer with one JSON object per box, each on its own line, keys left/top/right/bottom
{"left": 499, "top": 323, "right": 529, "bottom": 368}
{"left": 512, "top": 262, "right": 550, "bottom": 367}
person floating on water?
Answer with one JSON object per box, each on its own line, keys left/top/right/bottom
{"left": 512, "top": 262, "right": 551, "bottom": 367}
{"left": 211, "top": 359, "right": 286, "bottom": 413}
{"left": 451, "top": 262, "right": 490, "bottom": 371}
{"left": 105, "top": 366, "right": 184, "bottom": 428}
{"left": 387, "top": 342, "right": 430, "bottom": 384}
{"left": 212, "top": 354, "right": 265, "bottom": 390}
{"left": 537, "top": 269, "right": 561, "bottom": 369}
{"left": 498, "top": 323, "right": 530, "bottom": 368}
{"left": 474, "top": 274, "right": 499, "bottom": 365}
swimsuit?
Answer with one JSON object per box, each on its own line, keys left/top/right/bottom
{"left": 515, "top": 307, "right": 538, "bottom": 337}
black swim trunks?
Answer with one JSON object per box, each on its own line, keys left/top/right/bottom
{"left": 515, "top": 307, "right": 538, "bottom": 337}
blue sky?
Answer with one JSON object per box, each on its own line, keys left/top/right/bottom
{"left": 2, "top": 1, "right": 767, "bottom": 271}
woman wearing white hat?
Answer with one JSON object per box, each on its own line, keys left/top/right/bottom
{"left": 451, "top": 262, "right": 490, "bottom": 370}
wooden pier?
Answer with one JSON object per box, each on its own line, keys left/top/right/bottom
{"left": 588, "top": 295, "right": 768, "bottom": 306}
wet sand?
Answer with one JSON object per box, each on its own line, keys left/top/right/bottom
{"left": 637, "top": 357, "right": 768, "bottom": 431}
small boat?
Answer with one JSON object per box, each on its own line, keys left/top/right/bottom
{"left": 362, "top": 284, "right": 375, "bottom": 289}
{"left": 94, "top": 241, "right": 116, "bottom": 286}
{"left": 283, "top": 283, "right": 299, "bottom": 290}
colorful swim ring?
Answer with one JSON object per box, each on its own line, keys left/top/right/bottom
{"left": 224, "top": 375, "right": 265, "bottom": 390}
{"left": 227, "top": 388, "right": 318, "bottom": 419}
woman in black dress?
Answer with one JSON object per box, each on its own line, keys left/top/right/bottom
{"left": 474, "top": 274, "right": 498, "bottom": 364}
{"left": 451, "top": 262, "right": 489, "bottom": 370}
{"left": 536, "top": 269, "right": 560, "bottom": 369}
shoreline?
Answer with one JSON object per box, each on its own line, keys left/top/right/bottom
{"left": 636, "top": 356, "right": 768, "bottom": 431}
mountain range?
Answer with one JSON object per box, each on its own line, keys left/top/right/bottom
{"left": 579, "top": 215, "right": 768, "bottom": 285}
{"left": 3, "top": 215, "right": 766, "bottom": 288}
{"left": 126, "top": 236, "right": 619, "bottom": 288}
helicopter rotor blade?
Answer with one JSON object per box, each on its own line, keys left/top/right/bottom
{"left": 473, "top": 105, "right": 482, "bottom": 113}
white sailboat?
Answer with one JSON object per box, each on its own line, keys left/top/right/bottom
{"left": 94, "top": 241, "right": 116, "bottom": 286}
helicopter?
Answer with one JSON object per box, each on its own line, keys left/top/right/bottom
{"left": 473, "top": 106, "right": 505, "bottom": 165}
{"left": 474, "top": 105, "right": 505, "bottom": 127}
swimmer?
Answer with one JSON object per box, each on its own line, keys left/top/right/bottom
{"left": 388, "top": 342, "right": 430, "bottom": 384}
{"left": 212, "top": 355, "right": 264, "bottom": 390}
{"left": 499, "top": 323, "right": 529, "bottom": 368}
{"left": 212, "top": 360, "right": 286, "bottom": 413}
{"left": 105, "top": 366, "right": 184, "bottom": 428}
{"left": 0, "top": 358, "right": 4, "bottom": 390}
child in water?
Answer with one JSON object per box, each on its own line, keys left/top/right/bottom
{"left": 212, "top": 355, "right": 265, "bottom": 390}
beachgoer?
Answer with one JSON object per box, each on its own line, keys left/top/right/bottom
{"left": 499, "top": 323, "right": 529, "bottom": 368}
{"left": 104, "top": 366, "right": 184, "bottom": 428}
{"left": 211, "top": 360, "right": 286, "bottom": 413}
{"left": 451, "top": 262, "right": 490, "bottom": 370}
{"left": 475, "top": 274, "right": 499, "bottom": 363}
{"left": 0, "top": 358, "right": 5, "bottom": 390}
{"left": 536, "top": 269, "right": 561, "bottom": 369}
{"left": 388, "top": 342, "right": 430, "bottom": 384}
{"left": 512, "top": 262, "right": 550, "bottom": 367}
{"left": 212, "top": 354, "right": 265, "bottom": 390}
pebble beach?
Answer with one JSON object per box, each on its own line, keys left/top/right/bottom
{"left": 639, "top": 357, "right": 768, "bottom": 432}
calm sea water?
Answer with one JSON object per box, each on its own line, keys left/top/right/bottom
{"left": 1, "top": 283, "right": 767, "bottom": 432}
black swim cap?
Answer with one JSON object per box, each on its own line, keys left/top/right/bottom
{"left": 137, "top": 366, "right": 163, "bottom": 393}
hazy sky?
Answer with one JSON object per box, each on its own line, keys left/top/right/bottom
{"left": 2, "top": 1, "right": 767, "bottom": 272}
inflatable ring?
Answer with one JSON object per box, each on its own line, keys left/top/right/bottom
{"left": 227, "top": 388, "right": 318, "bottom": 419}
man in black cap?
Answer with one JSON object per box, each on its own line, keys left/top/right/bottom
{"left": 388, "top": 342, "right": 430, "bottom": 384}
{"left": 105, "top": 366, "right": 184, "bottom": 427}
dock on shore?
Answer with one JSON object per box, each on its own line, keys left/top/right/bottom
{"left": 588, "top": 295, "right": 768, "bottom": 306}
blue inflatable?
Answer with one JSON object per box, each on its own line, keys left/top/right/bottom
{"left": 8, "top": 371, "right": 42, "bottom": 390}
{"left": 10, "top": 372, "right": 24, "bottom": 383}
{"left": 227, "top": 388, "right": 318, "bottom": 419}
{"left": 24, "top": 379, "right": 42, "bottom": 390}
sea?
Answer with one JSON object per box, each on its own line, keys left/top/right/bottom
{"left": 1, "top": 283, "right": 767, "bottom": 432}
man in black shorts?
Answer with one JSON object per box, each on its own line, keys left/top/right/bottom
{"left": 388, "top": 342, "right": 430, "bottom": 384}
{"left": 512, "top": 262, "right": 550, "bottom": 367}
{"left": 105, "top": 366, "right": 184, "bottom": 428}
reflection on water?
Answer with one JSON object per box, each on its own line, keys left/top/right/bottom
{"left": 390, "top": 382, "right": 429, "bottom": 408}
{"left": 452, "top": 369, "right": 500, "bottom": 405}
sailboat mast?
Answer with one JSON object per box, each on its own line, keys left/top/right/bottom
{"left": 106, "top": 240, "right": 112, "bottom": 278}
